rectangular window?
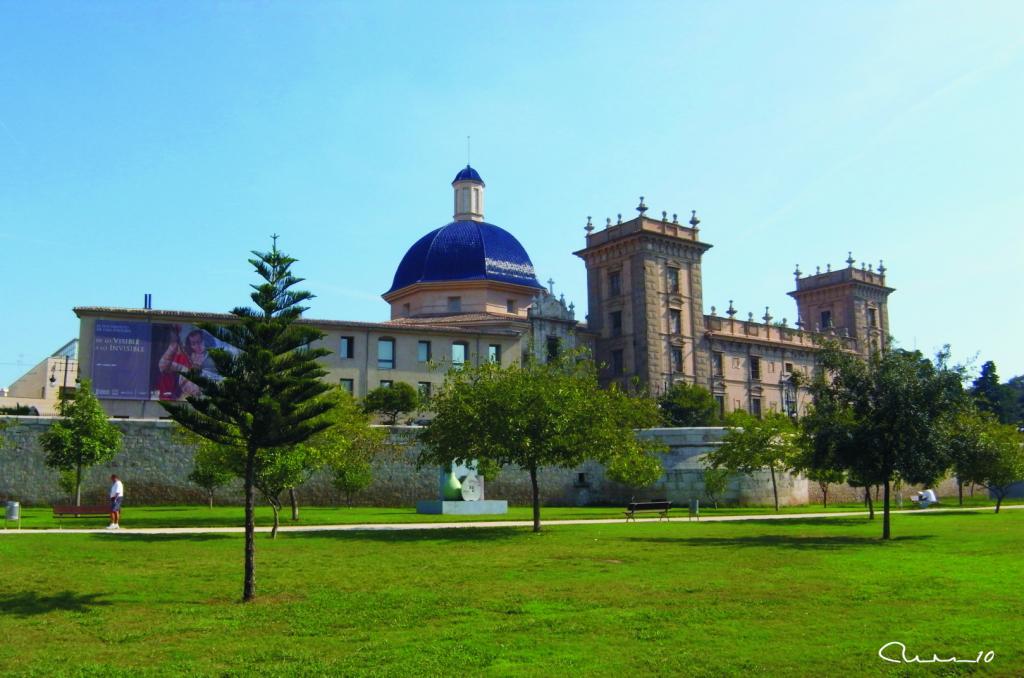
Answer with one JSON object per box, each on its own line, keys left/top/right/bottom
{"left": 820, "top": 310, "right": 832, "bottom": 329}
{"left": 339, "top": 336, "right": 354, "bottom": 359}
{"left": 750, "top": 356, "right": 761, "bottom": 381}
{"left": 488, "top": 344, "right": 502, "bottom": 363}
{"left": 451, "top": 342, "right": 467, "bottom": 368}
{"left": 784, "top": 362, "right": 794, "bottom": 374}
{"left": 417, "top": 382, "right": 431, "bottom": 399}
{"left": 339, "top": 378, "right": 354, "bottom": 394}
{"left": 610, "top": 311, "right": 622, "bottom": 337}
{"left": 712, "top": 352, "right": 724, "bottom": 377}
{"left": 546, "top": 336, "right": 560, "bottom": 362}
{"left": 611, "top": 349, "right": 624, "bottom": 375}
{"left": 377, "top": 338, "right": 395, "bottom": 370}
{"left": 868, "top": 308, "right": 878, "bottom": 327}
{"left": 751, "top": 397, "right": 762, "bottom": 419}
{"left": 417, "top": 340, "right": 431, "bottom": 362}
{"left": 714, "top": 395, "right": 725, "bottom": 418}
{"left": 380, "top": 380, "right": 393, "bottom": 388}
{"left": 506, "top": 299, "right": 517, "bottom": 313}
{"left": 670, "top": 309, "right": 682, "bottom": 335}
{"left": 671, "top": 347, "right": 683, "bottom": 373}
{"left": 667, "top": 267, "right": 680, "bottom": 294}
{"left": 608, "top": 270, "right": 621, "bottom": 297}
{"left": 447, "top": 296, "right": 462, "bottom": 313}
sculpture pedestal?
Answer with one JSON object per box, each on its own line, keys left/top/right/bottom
{"left": 416, "top": 500, "right": 509, "bottom": 515}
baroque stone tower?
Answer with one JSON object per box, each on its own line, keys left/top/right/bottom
{"left": 788, "top": 254, "right": 894, "bottom": 358}
{"left": 574, "top": 205, "right": 712, "bottom": 391}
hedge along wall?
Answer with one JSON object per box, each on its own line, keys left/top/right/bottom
{"left": 1, "top": 418, "right": 815, "bottom": 508}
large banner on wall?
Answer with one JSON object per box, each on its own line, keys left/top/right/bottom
{"left": 92, "top": 320, "right": 238, "bottom": 401}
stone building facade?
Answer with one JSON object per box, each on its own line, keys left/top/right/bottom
{"left": 575, "top": 207, "right": 893, "bottom": 416}
{"left": 66, "top": 166, "right": 892, "bottom": 420}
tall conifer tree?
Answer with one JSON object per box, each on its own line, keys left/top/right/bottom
{"left": 162, "top": 239, "right": 332, "bottom": 601}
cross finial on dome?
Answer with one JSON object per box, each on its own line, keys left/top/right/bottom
{"left": 547, "top": 278, "right": 555, "bottom": 294}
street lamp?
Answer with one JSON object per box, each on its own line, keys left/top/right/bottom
{"left": 48, "top": 353, "right": 77, "bottom": 399}
{"left": 781, "top": 371, "right": 797, "bottom": 420}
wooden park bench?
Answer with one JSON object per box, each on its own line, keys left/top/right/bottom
{"left": 52, "top": 504, "right": 110, "bottom": 528}
{"left": 624, "top": 500, "right": 672, "bottom": 522}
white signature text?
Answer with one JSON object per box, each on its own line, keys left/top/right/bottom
{"left": 878, "top": 641, "right": 995, "bottom": 664}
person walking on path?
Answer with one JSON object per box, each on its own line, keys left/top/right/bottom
{"left": 107, "top": 474, "right": 124, "bottom": 530}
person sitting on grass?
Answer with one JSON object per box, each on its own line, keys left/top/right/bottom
{"left": 107, "top": 474, "right": 124, "bottom": 530}
{"left": 912, "top": 488, "right": 937, "bottom": 509}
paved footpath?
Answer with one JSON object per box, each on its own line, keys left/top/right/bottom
{"left": 2, "top": 504, "right": 1019, "bottom": 535}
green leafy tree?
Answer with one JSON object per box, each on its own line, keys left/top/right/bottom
{"left": 419, "top": 352, "right": 663, "bottom": 532}
{"left": 333, "top": 455, "right": 374, "bottom": 506}
{"left": 0, "top": 417, "right": 13, "bottom": 447}
{"left": 702, "top": 466, "right": 730, "bottom": 508}
{"left": 187, "top": 441, "right": 235, "bottom": 509}
{"left": 946, "top": 408, "right": 1024, "bottom": 513}
{"left": 793, "top": 440, "right": 846, "bottom": 509}
{"left": 705, "top": 411, "right": 800, "bottom": 512}
{"left": 970, "top": 361, "right": 1015, "bottom": 424}
{"left": 39, "top": 380, "right": 123, "bottom": 506}
{"left": 658, "top": 382, "right": 719, "bottom": 427}
{"left": 1006, "top": 375, "right": 1024, "bottom": 425}
{"left": 801, "top": 343, "right": 964, "bottom": 539}
{"left": 805, "top": 466, "right": 846, "bottom": 509}
{"left": 284, "top": 388, "right": 387, "bottom": 520}
{"left": 308, "top": 387, "right": 388, "bottom": 506}
{"left": 364, "top": 381, "right": 420, "bottom": 425}
{"left": 161, "top": 240, "right": 334, "bottom": 601}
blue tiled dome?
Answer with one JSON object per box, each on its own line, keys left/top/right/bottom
{"left": 452, "top": 165, "right": 484, "bottom": 185}
{"left": 388, "top": 220, "right": 544, "bottom": 294}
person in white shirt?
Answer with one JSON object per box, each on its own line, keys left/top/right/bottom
{"left": 107, "top": 474, "right": 124, "bottom": 529}
{"left": 913, "top": 488, "right": 937, "bottom": 509}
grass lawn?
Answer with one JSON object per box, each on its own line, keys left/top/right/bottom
{"left": 12, "top": 495, "right": 1019, "bottom": 530}
{"left": 1, "top": 511, "right": 1021, "bottom": 676}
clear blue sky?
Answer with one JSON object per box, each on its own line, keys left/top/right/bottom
{"left": 2, "top": 1, "right": 1022, "bottom": 387}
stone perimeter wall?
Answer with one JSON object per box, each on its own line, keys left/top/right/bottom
{"left": 2, "top": 417, "right": 822, "bottom": 508}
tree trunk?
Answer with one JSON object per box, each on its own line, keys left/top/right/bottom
{"left": 75, "top": 462, "right": 82, "bottom": 507}
{"left": 820, "top": 482, "right": 828, "bottom": 509}
{"left": 243, "top": 447, "right": 257, "bottom": 602}
{"left": 270, "top": 500, "right": 280, "bottom": 539}
{"left": 882, "top": 478, "right": 891, "bottom": 540}
{"left": 289, "top": 488, "right": 299, "bottom": 521}
{"left": 529, "top": 465, "right": 541, "bottom": 533}
{"left": 769, "top": 466, "right": 779, "bottom": 512}
{"left": 970, "top": 482, "right": 976, "bottom": 497}
{"left": 875, "top": 484, "right": 881, "bottom": 501}
{"left": 865, "top": 488, "right": 874, "bottom": 519}
{"left": 957, "top": 479, "right": 963, "bottom": 506}
{"left": 208, "top": 491, "right": 214, "bottom": 510}
{"left": 995, "top": 491, "right": 1003, "bottom": 514}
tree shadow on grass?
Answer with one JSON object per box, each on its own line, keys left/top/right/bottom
{"left": 94, "top": 533, "right": 234, "bottom": 543}
{"left": 626, "top": 534, "right": 932, "bottom": 550}
{"left": 285, "top": 526, "right": 528, "bottom": 545}
{"left": 901, "top": 510, "right": 990, "bottom": 518}
{"left": 0, "top": 590, "right": 111, "bottom": 617}
{"left": 693, "top": 517, "right": 876, "bottom": 529}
